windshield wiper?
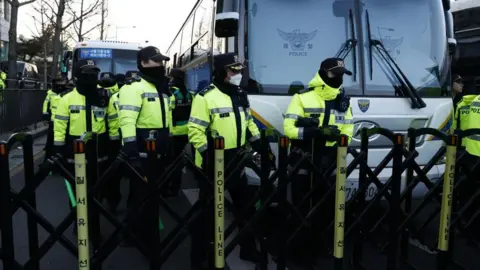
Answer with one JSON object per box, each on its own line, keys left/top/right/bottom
{"left": 365, "top": 9, "right": 426, "bottom": 109}
{"left": 335, "top": 9, "right": 357, "bottom": 81}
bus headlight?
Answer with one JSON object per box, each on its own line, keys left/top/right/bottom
{"left": 436, "top": 153, "right": 447, "bottom": 165}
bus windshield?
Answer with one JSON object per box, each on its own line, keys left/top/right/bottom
{"left": 77, "top": 48, "right": 138, "bottom": 75}
{"left": 246, "top": 0, "right": 448, "bottom": 96}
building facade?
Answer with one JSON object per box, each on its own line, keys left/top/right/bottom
{"left": 0, "top": 0, "right": 10, "bottom": 61}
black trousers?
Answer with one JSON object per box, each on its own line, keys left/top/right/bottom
{"left": 458, "top": 152, "right": 480, "bottom": 233}
{"left": 289, "top": 148, "right": 336, "bottom": 256}
{"left": 190, "top": 167, "right": 257, "bottom": 267}
{"left": 103, "top": 145, "right": 122, "bottom": 208}
{"left": 44, "top": 121, "right": 54, "bottom": 161}
{"left": 122, "top": 157, "right": 165, "bottom": 249}
{"left": 165, "top": 135, "right": 189, "bottom": 195}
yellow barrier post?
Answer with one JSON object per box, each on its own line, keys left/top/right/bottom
{"left": 214, "top": 137, "right": 225, "bottom": 270}
{"left": 333, "top": 135, "right": 348, "bottom": 270}
{"left": 74, "top": 140, "right": 90, "bottom": 270}
{"left": 437, "top": 134, "right": 457, "bottom": 270}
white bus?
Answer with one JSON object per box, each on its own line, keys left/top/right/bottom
{"left": 166, "top": 0, "right": 457, "bottom": 200}
{"left": 451, "top": 0, "right": 480, "bottom": 90}
{"left": 62, "top": 40, "right": 142, "bottom": 80}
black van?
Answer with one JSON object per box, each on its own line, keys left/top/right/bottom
{"left": 0, "top": 61, "right": 41, "bottom": 89}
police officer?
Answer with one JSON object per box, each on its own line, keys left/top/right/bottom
{"left": 98, "top": 72, "right": 122, "bottom": 213}
{"left": 283, "top": 57, "right": 354, "bottom": 263}
{"left": 452, "top": 74, "right": 464, "bottom": 111}
{"left": 164, "top": 68, "right": 193, "bottom": 197}
{"left": 115, "top": 73, "right": 126, "bottom": 89}
{"left": 118, "top": 46, "right": 171, "bottom": 246}
{"left": 43, "top": 78, "right": 68, "bottom": 161}
{"left": 188, "top": 53, "right": 272, "bottom": 268}
{"left": 125, "top": 70, "right": 140, "bottom": 85}
{"left": 53, "top": 59, "right": 119, "bottom": 232}
{"left": 99, "top": 72, "right": 119, "bottom": 96}
{"left": 453, "top": 83, "right": 476, "bottom": 147}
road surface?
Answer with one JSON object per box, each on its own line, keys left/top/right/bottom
{"left": 3, "top": 135, "right": 480, "bottom": 270}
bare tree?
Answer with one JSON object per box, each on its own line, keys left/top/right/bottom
{"left": 99, "top": 0, "right": 107, "bottom": 40}
{"left": 32, "top": 0, "right": 53, "bottom": 84}
{"left": 5, "top": 0, "right": 36, "bottom": 87}
{"left": 44, "top": 0, "right": 100, "bottom": 78}
{"left": 67, "top": 0, "right": 101, "bottom": 42}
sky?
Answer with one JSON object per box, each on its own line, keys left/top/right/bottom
{"left": 17, "top": 0, "right": 197, "bottom": 52}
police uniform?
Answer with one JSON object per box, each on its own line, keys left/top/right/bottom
{"left": 283, "top": 57, "right": 354, "bottom": 261}
{"left": 118, "top": 46, "right": 171, "bottom": 246}
{"left": 188, "top": 53, "right": 266, "bottom": 268}
{"left": 53, "top": 59, "right": 119, "bottom": 233}
{"left": 165, "top": 68, "right": 193, "bottom": 197}
{"left": 99, "top": 72, "right": 123, "bottom": 212}
{"left": 43, "top": 79, "right": 67, "bottom": 161}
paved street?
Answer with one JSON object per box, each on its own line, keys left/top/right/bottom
{"left": 2, "top": 134, "right": 480, "bottom": 270}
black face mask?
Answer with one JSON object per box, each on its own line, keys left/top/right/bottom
{"left": 319, "top": 69, "right": 343, "bottom": 89}
{"left": 139, "top": 66, "right": 165, "bottom": 81}
{"left": 76, "top": 74, "right": 98, "bottom": 87}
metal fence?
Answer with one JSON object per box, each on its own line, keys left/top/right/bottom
{"left": 0, "top": 88, "right": 47, "bottom": 134}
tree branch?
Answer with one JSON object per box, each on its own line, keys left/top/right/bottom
{"left": 62, "top": 0, "right": 100, "bottom": 30}
{"left": 43, "top": 0, "right": 58, "bottom": 17}
{"left": 83, "top": 22, "right": 101, "bottom": 36}
{"left": 5, "top": 0, "right": 12, "bottom": 5}
{"left": 19, "top": 0, "right": 36, "bottom": 7}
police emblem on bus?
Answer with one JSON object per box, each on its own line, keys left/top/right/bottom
{"left": 357, "top": 99, "right": 370, "bottom": 113}
{"left": 87, "top": 60, "right": 95, "bottom": 66}
{"left": 277, "top": 29, "right": 317, "bottom": 56}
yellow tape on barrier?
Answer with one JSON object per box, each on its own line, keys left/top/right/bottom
{"left": 437, "top": 144, "right": 456, "bottom": 252}
{"left": 333, "top": 144, "right": 347, "bottom": 259}
{"left": 75, "top": 148, "right": 90, "bottom": 269}
{"left": 214, "top": 147, "right": 225, "bottom": 268}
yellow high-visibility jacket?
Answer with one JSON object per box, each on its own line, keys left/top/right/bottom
{"left": 188, "top": 83, "right": 260, "bottom": 167}
{"left": 283, "top": 73, "right": 354, "bottom": 146}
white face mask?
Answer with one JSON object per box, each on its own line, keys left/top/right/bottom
{"left": 229, "top": 74, "right": 242, "bottom": 86}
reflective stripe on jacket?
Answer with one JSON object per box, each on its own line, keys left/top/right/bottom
{"left": 119, "top": 78, "right": 172, "bottom": 154}
{"left": 465, "top": 95, "right": 480, "bottom": 156}
{"left": 283, "top": 73, "right": 354, "bottom": 147}
{"left": 188, "top": 83, "right": 260, "bottom": 166}
{"left": 53, "top": 88, "right": 119, "bottom": 146}
{"left": 453, "top": 95, "right": 476, "bottom": 147}
{"left": 42, "top": 89, "right": 55, "bottom": 116}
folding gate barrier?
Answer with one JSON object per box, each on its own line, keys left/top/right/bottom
{"left": 2, "top": 128, "right": 480, "bottom": 269}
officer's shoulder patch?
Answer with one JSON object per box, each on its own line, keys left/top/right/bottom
{"left": 60, "top": 88, "right": 74, "bottom": 97}
{"left": 199, "top": 84, "right": 215, "bottom": 96}
{"left": 298, "top": 87, "right": 315, "bottom": 94}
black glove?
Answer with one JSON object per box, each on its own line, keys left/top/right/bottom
{"left": 321, "top": 125, "right": 341, "bottom": 141}
{"left": 108, "top": 140, "right": 122, "bottom": 160}
{"left": 122, "top": 141, "right": 145, "bottom": 179}
{"left": 295, "top": 117, "right": 319, "bottom": 128}
{"left": 303, "top": 126, "right": 341, "bottom": 141}
{"left": 42, "top": 113, "right": 51, "bottom": 121}
{"left": 52, "top": 145, "right": 65, "bottom": 158}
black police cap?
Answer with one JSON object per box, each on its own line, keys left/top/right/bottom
{"left": 99, "top": 72, "right": 117, "bottom": 88}
{"left": 320, "top": 57, "right": 352, "bottom": 76}
{"left": 214, "top": 53, "right": 244, "bottom": 72}
{"left": 138, "top": 46, "right": 170, "bottom": 62}
{"left": 125, "top": 70, "right": 139, "bottom": 79}
{"left": 75, "top": 59, "right": 100, "bottom": 75}
{"left": 115, "top": 73, "right": 126, "bottom": 83}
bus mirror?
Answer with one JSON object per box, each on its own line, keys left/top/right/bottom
{"left": 442, "top": 0, "right": 450, "bottom": 11}
{"left": 333, "top": 0, "right": 350, "bottom": 17}
{"left": 448, "top": 38, "right": 457, "bottom": 56}
{"left": 215, "top": 12, "right": 239, "bottom": 38}
{"left": 63, "top": 50, "right": 72, "bottom": 60}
